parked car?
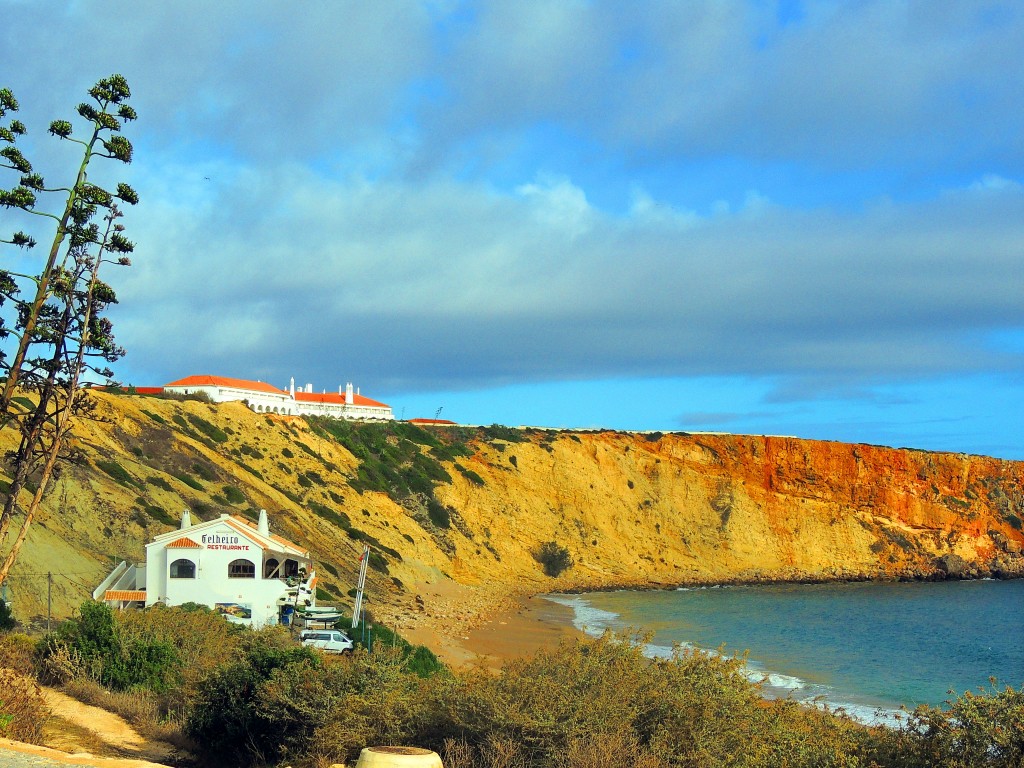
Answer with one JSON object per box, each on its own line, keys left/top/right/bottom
{"left": 301, "top": 629, "right": 354, "bottom": 654}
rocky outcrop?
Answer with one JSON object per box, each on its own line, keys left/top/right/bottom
{"left": 2, "top": 393, "right": 1022, "bottom": 626}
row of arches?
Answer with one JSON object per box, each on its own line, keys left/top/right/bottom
{"left": 251, "top": 403, "right": 295, "bottom": 415}
{"left": 169, "top": 557, "right": 302, "bottom": 579}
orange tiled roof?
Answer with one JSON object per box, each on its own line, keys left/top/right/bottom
{"left": 105, "top": 589, "right": 146, "bottom": 601}
{"left": 167, "top": 536, "right": 201, "bottom": 548}
{"left": 164, "top": 375, "right": 287, "bottom": 396}
{"left": 225, "top": 516, "right": 310, "bottom": 557}
{"left": 294, "top": 390, "right": 390, "bottom": 408}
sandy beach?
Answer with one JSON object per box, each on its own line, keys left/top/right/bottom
{"left": 397, "top": 580, "right": 584, "bottom": 670}
{"left": 457, "top": 594, "right": 583, "bottom": 670}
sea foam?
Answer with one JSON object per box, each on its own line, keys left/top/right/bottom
{"left": 544, "top": 592, "right": 908, "bottom": 727}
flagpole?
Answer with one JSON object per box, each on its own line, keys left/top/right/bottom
{"left": 352, "top": 544, "right": 369, "bottom": 629}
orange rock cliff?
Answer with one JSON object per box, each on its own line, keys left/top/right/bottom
{"left": 2, "top": 392, "right": 1021, "bottom": 626}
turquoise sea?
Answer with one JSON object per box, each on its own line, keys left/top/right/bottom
{"left": 547, "top": 579, "right": 1024, "bottom": 724}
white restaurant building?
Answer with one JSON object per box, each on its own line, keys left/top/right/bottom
{"left": 94, "top": 510, "right": 318, "bottom": 627}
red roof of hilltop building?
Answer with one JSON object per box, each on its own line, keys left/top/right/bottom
{"left": 164, "top": 375, "right": 287, "bottom": 395}
{"left": 294, "top": 390, "right": 390, "bottom": 409}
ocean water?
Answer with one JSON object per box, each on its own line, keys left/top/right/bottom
{"left": 546, "top": 579, "right": 1024, "bottom": 724}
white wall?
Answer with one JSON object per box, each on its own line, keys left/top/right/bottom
{"left": 145, "top": 522, "right": 309, "bottom": 627}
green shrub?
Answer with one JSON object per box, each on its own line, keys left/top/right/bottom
{"left": 142, "top": 505, "right": 176, "bottom": 526}
{"left": 0, "top": 600, "right": 16, "bottom": 632}
{"left": 173, "top": 470, "right": 202, "bottom": 490}
{"left": 0, "top": 668, "right": 48, "bottom": 744}
{"left": 237, "top": 461, "right": 264, "bottom": 479}
{"left": 96, "top": 460, "right": 138, "bottom": 487}
{"left": 191, "top": 461, "right": 217, "bottom": 481}
{"left": 142, "top": 411, "right": 167, "bottom": 426}
{"left": 223, "top": 485, "right": 246, "bottom": 505}
{"left": 367, "top": 551, "right": 389, "bottom": 574}
{"left": 427, "top": 499, "right": 451, "bottom": 528}
{"left": 146, "top": 475, "right": 173, "bottom": 491}
{"left": 187, "top": 631, "right": 325, "bottom": 767}
{"left": 533, "top": 541, "right": 573, "bottom": 577}
{"left": 309, "top": 501, "right": 352, "bottom": 531}
{"left": 239, "top": 443, "right": 263, "bottom": 459}
{"left": 38, "top": 601, "right": 180, "bottom": 693}
{"left": 295, "top": 440, "right": 319, "bottom": 458}
{"left": 480, "top": 423, "right": 527, "bottom": 443}
{"left": 187, "top": 414, "right": 229, "bottom": 443}
{"left": 457, "top": 465, "right": 485, "bottom": 486}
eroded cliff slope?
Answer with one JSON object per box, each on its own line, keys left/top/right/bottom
{"left": 2, "top": 391, "right": 1022, "bottom": 627}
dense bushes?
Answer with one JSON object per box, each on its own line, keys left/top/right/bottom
{"left": 0, "top": 668, "right": 48, "bottom": 744}
{"left": 187, "top": 629, "right": 325, "bottom": 766}
{"left": 186, "top": 630, "right": 1024, "bottom": 768}
{"left": 533, "top": 541, "right": 574, "bottom": 577}
{"left": 0, "top": 599, "right": 15, "bottom": 631}
{"left": 306, "top": 416, "right": 462, "bottom": 504}
{"left": 12, "top": 600, "right": 1024, "bottom": 768}
{"left": 37, "top": 601, "right": 184, "bottom": 693}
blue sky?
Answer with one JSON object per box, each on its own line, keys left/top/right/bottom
{"left": 2, "top": 1, "right": 1022, "bottom": 459}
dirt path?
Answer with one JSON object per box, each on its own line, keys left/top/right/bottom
{"left": 0, "top": 689, "right": 181, "bottom": 768}
{"left": 41, "top": 690, "right": 153, "bottom": 755}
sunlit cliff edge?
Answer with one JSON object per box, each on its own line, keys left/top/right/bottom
{"left": 2, "top": 391, "right": 1022, "bottom": 632}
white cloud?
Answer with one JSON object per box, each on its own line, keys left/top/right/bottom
{"left": 104, "top": 160, "right": 1024, "bottom": 392}
{"left": 3, "top": 1, "right": 1022, "bottom": 407}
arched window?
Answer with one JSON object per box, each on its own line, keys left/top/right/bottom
{"left": 170, "top": 558, "right": 196, "bottom": 579}
{"left": 284, "top": 559, "right": 300, "bottom": 578}
{"left": 264, "top": 557, "right": 281, "bottom": 579}
{"left": 228, "top": 559, "right": 255, "bottom": 578}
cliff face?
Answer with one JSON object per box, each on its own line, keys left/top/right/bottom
{"left": 2, "top": 392, "right": 1022, "bottom": 625}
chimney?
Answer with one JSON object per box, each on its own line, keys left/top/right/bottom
{"left": 289, "top": 377, "right": 295, "bottom": 398}
{"left": 180, "top": 509, "right": 192, "bottom": 529}
{"left": 346, "top": 382, "right": 354, "bottom": 404}
{"left": 305, "top": 383, "right": 312, "bottom": 393}
{"left": 258, "top": 509, "right": 270, "bottom": 537}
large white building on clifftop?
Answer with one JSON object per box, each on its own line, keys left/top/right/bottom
{"left": 163, "top": 374, "right": 393, "bottom": 421}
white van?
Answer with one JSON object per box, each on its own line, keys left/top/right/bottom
{"left": 301, "top": 629, "right": 354, "bottom": 654}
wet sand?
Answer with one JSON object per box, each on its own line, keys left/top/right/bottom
{"left": 457, "top": 594, "right": 583, "bottom": 670}
{"left": 398, "top": 582, "right": 584, "bottom": 670}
